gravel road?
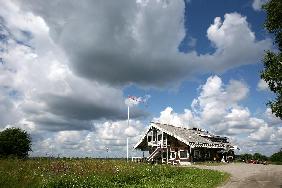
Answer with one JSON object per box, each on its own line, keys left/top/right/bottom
{"left": 193, "top": 163, "right": 282, "bottom": 188}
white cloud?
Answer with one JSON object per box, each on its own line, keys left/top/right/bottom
{"left": 96, "top": 120, "right": 143, "bottom": 139}
{"left": 31, "top": 119, "right": 145, "bottom": 157}
{"left": 12, "top": 1, "right": 271, "bottom": 87}
{"left": 202, "top": 13, "right": 271, "bottom": 73}
{"left": 264, "top": 108, "right": 282, "bottom": 126}
{"left": 252, "top": 0, "right": 268, "bottom": 11}
{"left": 154, "top": 75, "right": 281, "bottom": 155}
{"left": 0, "top": 93, "right": 22, "bottom": 128}
{"left": 248, "top": 125, "right": 274, "bottom": 141}
{"left": 257, "top": 79, "right": 269, "bottom": 91}
{"left": 277, "top": 127, "right": 282, "bottom": 137}
{"left": 190, "top": 76, "right": 269, "bottom": 137}
{"left": 0, "top": 0, "right": 149, "bottom": 133}
{"left": 0, "top": 0, "right": 150, "bottom": 157}
{"left": 153, "top": 107, "right": 195, "bottom": 128}
{"left": 0, "top": 1, "right": 271, "bottom": 127}
{"left": 0, "top": 0, "right": 277, "bottom": 157}
{"left": 192, "top": 75, "right": 249, "bottom": 127}
{"left": 207, "top": 15, "right": 255, "bottom": 50}
{"left": 29, "top": 75, "right": 282, "bottom": 157}
{"left": 156, "top": 75, "right": 252, "bottom": 134}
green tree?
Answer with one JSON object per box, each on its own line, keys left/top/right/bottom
{"left": 253, "top": 152, "right": 268, "bottom": 161}
{"left": 240, "top": 153, "right": 253, "bottom": 161}
{"left": 0, "top": 127, "right": 32, "bottom": 158}
{"left": 261, "top": 0, "right": 282, "bottom": 119}
{"left": 270, "top": 148, "right": 282, "bottom": 162}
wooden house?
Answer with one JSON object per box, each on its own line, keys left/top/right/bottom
{"left": 134, "top": 122, "right": 235, "bottom": 165}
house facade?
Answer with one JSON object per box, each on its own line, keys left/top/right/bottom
{"left": 134, "top": 122, "right": 235, "bottom": 165}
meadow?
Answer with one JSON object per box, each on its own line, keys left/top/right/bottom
{"left": 0, "top": 158, "right": 229, "bottom": 188}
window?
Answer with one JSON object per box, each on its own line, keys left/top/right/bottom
{"left": 148, "top": 136, "right": 152, "bottom": 142}
{"left": 158, "top": 134, "right": 162, "bottom": 141}
{"left": 180, "top": 150, "right": 188, "bottom": 158}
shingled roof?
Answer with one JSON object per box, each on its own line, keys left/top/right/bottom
{"left": 134, "top": 122, "right": 232, "bottom": 149}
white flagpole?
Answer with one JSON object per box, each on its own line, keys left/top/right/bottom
{"left": 127, "top": 105, "right": 129, "bottom": 161}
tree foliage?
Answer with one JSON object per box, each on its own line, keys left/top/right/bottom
{"left": 236, "top": 153, "right": 268, "bottom": 161}
{"left": 270, "top": 148, "right": 282, "bottom": 162}
{"left": 253, "top": 152, "right": 268, "bottom": 161}
{"left": 0, "top": 127, "right": 32, "bottom": 158}
{"left": 261, "top": 0, "right": 282, "bottom": 119}
{"left": 237, "top": 153, "right": 253, "bottom": 161}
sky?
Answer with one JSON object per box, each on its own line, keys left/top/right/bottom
{"left": 0, "top": 0, "right": 281, "bottom": 157}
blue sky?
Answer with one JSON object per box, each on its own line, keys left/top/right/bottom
{"left": 125, "top": 0, "right": 272, "bottom": 118}
{"left": 0, "top": 0, "right": 281, "bottom": 157}
{"left": 181, "top": 0, "right": 268, "bottom": 53}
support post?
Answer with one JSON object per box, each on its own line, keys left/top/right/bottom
{"left": 166, "top": 147, "right": 169, "bottom": 164}
{"left": 156, "top": 129, "right": 158, "bottom": 146}
{"left": 190, "top": 146, "right": 193, "bottom": 163}
{"left": 161, "top": 131, "right": 164, "bottom": 148}
{"left": 161, "top": 149, "right": 163, "bottom": 163}
{"left": 127, "top": 106, "right": 129, "bottom": 161}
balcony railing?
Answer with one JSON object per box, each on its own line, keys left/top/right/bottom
{"left": 148, "top": 140, "right": 167, "bottom": 148}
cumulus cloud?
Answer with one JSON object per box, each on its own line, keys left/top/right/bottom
{"left": 202, "top": 13, "right": 271, "bottom": 72}
{"left": 191, "top": 76, "right": 268, "bottom": 137}
{"left": 154, "top": 75, "right": 282, "bottom": 155}
{"left": 192, "top": 75, "right": 249, "bottom": 128}
{"left": 252, "top": 0, "right": 268, "bottom": 11}
{"left": 13, "top": 0, "right": 271, "bottom": 87}
{"left": 0, "top": 0, "right": 277, "bottom": 157}
{"left": 248, "top": 125, "right": 274, "bottom": 141}
{"left": 153, "top": 107, "right": 196, "bottom": 128}
{"left": 30, "top": 75, "right": 282, "bottom": 156}
{"left": 31, "top": 119, "right": 144, "bottom": 157}
{"left": 0, "top": 1, "right": 148, "bottom": 132}
{"left": 156, "top": 76, "right": 252, "bottom": 134}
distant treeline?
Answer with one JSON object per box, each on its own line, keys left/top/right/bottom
{"left": 236, "top": 148, "right": 282, "bottom": 164}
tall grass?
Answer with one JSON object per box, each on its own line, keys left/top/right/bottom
{"left": 0, "top": 158, "right": 229, "bottom": 188}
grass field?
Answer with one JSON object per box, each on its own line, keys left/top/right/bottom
{"left": 0, "top": 158, "right": 229, "bottom": 188}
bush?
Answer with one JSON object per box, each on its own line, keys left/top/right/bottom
{"left": 0, "top": 127, "right": 32, "bottom": 158}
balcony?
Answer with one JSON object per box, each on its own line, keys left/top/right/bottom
{"left": 148, "top": 140, "right": 167, "bottom": 148}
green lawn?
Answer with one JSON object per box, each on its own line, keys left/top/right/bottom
{"left": 0, "top": 159, "right": 229, "bottom": 188}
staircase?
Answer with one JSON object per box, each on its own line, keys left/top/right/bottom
{"left": 147, "top": 147, "right": 162, "bottom": 161}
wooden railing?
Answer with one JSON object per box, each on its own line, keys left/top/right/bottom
{"left": 147, "top": 148, "right": 162, "bottom": 161}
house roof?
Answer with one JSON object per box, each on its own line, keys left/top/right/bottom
{"left": 134, "top": 122, "right": 233, "bottom": 149}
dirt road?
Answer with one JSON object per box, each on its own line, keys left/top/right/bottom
{"left": 193, "top": 163, "right": 282, "bottom": 188}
